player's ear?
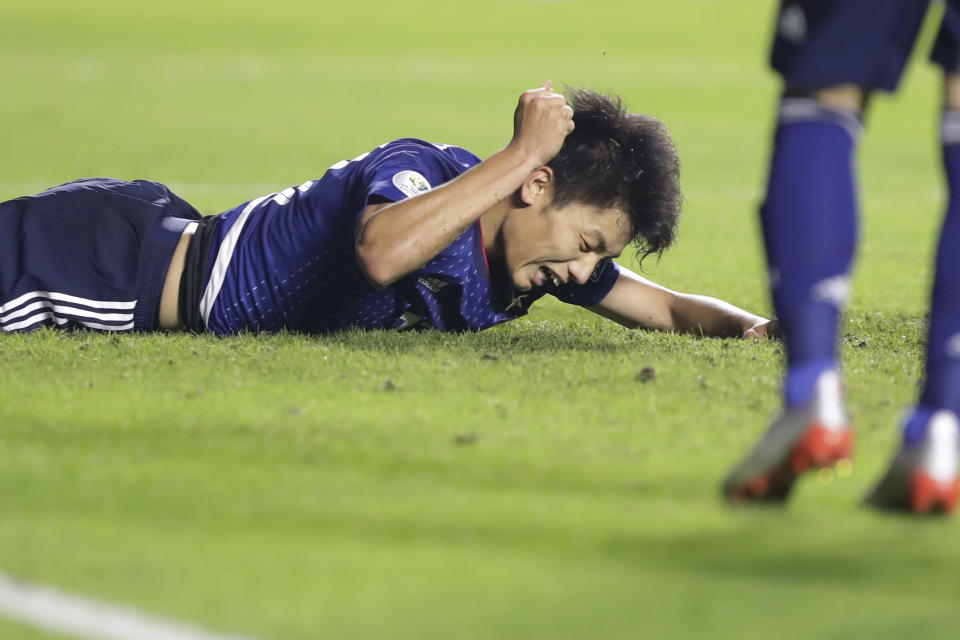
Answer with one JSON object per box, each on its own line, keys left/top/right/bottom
{"left": 519, "top": 166, "right": 554, "bottom": 207}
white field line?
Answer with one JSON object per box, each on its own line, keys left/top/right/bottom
{"left": 0, "top": 572, "right": 261, "bottom": 640}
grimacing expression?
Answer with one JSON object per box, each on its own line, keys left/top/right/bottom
{"left": 501, "top": 201, "right": 633, "bottom": 292}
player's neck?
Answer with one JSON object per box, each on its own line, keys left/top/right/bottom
{"left": 478, "top": 200, "right": 509, "bottom": 261}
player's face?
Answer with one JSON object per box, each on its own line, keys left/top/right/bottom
{"left": 502, "top": 201, "right": 632, "bottom": 292}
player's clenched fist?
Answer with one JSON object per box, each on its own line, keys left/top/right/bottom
{"left": 508, "top": 81, "right": 575, "bottom": 166}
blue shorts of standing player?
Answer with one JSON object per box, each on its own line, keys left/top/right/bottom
{"left": 0, "top": 87, "right": 779, "bottom": 350}
{"left": 723, "top": 0, "right": 960, "bottom": 514}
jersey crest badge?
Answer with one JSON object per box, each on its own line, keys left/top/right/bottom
{"left": 393, "top": 170, "right": 431, "bottom": 198}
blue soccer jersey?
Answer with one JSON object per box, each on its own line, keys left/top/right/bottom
{"left": 198, "top": 138, "right": 620, "bottom": 334}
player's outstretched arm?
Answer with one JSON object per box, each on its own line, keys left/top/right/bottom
{"left": 589, "top": 266, "right": 777, "bottom": 339}
{"left": 355, "top": 82, "right": 574, "bottom": 288}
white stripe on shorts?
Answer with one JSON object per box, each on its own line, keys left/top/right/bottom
{"left": 2, "top": 311, "right": 134, "bottom": 332}
{"left": 1, "top": 300, "right": 134, "bottom": 325}
{"left": 0, "top": 290, "right": 136, "bottom": 332}
{"left": 0, "top": 290, "right": 136, "bottom": 315}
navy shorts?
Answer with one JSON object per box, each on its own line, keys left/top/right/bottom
{"left": 0, "top": 178, "right": 201, "bottom": 332}
{"left": 771, "top": 0, "right": 960, "bottom": 92}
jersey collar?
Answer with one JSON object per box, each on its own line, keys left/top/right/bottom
{"left": 474, "top": 220, "right": 491, "bottom": 279}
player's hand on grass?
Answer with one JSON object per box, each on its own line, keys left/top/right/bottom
{"left": 509, "top": 81, "right": 575, "bottom": 166}
{"left": 742, "top": 318, "right": 780, "bottom": 341}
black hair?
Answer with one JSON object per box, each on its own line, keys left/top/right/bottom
{"left": 547, "top": 88, "right": 682, "bottom": 262}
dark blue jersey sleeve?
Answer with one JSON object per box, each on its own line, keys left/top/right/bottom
{"left": 360, "top": 140, "right": 477, "bottom": 208}
{"left": 551, "top": 259, "right": 620, "bottom": 307}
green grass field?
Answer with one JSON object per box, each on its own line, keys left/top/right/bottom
{"left": 1, "top": 1, "right": 958, "bottom": 638}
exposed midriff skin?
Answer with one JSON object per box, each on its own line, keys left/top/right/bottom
{"left": 158, "top": 230, "right": 193, "bottom": 329}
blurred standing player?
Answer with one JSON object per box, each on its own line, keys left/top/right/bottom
{"left": 723, "top": 1, "right": 960, "bottom": 514}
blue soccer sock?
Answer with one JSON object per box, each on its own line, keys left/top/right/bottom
{"left": 761, "top": 98, "right": 862, "bottom": 407}
{"left": 909, "top": 110, "right": 960, "bottom": 435}
{"left": 903, "top": 407, "right": 939, "bottom": 447}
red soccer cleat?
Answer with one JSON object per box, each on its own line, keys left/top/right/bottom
{"left": 723, "top": 370, "right": 854, "bottom": 504}
{"left": 911, "top": 471, "right": 959, "bottom": 515}
{"left": 865, "top": 410, "right": 959, "bottom": 516}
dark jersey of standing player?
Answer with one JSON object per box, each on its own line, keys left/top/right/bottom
{"left": 193, "top": 138, "right": 619, "bottom": 334}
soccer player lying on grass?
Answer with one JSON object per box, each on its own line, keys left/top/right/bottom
{"left": 0, "top": 83, "right": 775, "bottom": 341}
